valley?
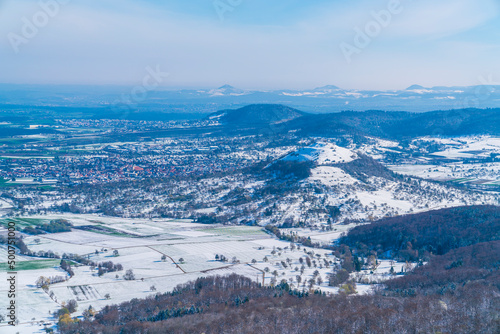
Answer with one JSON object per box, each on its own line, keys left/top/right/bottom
{"left": 1, "top": 104, "right": 499, "bottom": 332}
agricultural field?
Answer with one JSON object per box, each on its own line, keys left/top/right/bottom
{"left": 386, "top": 136, "right": 500, "bottom": 187}
{"left": 0, "top": 214, "right": 407, "bottom": 333}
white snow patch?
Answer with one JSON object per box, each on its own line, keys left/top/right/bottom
{"left": 309, "top": 166, "right": 358, "bottom": 186}
{"left": 282, "top": 142, "right": 357, "bottom": 164}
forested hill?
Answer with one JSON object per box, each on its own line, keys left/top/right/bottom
{"left": 338, "top": 205, "right": 500, "bottom": 296}
{"left": 293, "top": 108, "right": 500, "bottom": 139}
{"left": 59, "top": 273, "right": 499, "bottom": 334}
{"left": 210, "top": 105, "right": 500, "bottom": 139}
{"left": 207, "top": 104, "right": 306, "bottom": 126}
{"left": 340, "top": 205, "right": 500, "bottom": 260}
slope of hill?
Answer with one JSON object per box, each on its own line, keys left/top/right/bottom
{"left": 341, "top": 205, "right": 500, "bottom": 259}
{"left": 208, "top": 104, "right": 307, "bottom": 126}
{"left": 212, "top": 105, "right": 499, "bottom": 141}
{"left": 208, "top": 84, "right": 248, "bottom": 96}
{"left": 385, "top": 240, "right": 500, "bottom": 294}
{"left": 255, "top": 140, "right": 499, "bottom": 226}
{"left": 281, "top": 142, "right": 357, "bottom": 164}
{"left": 389, "top": 108, "right": 500, "bottom": 138}
{"left": 61, "top": 272, "right": 499, "bottom": 334}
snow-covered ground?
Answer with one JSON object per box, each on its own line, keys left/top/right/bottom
{"left": 385, "top": 136, "right": 500, "bottom": 185}
{"left": 429, "top": 136, "right": 500, "bottom": 159}
{"left": 390, "top": 162, "right": 500, "bottom": 183}
{"left": 0, "top": 214, "right": 410, "bottom": 331}
{"left": 282, "top": 142, "right": 357, "bottom": 164}
{"left": 309, "top": 166, "right": 358, "bottom": 186}
{"left": 0, "top": 200, "right": 13, "bottom": 210}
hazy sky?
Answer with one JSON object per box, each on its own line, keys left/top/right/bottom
{"left": 1, "top": 0, "right": 499, "bottom": 90}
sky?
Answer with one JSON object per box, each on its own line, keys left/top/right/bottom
{"left": 0, "top": 0, "right": 499, "bottom": 90}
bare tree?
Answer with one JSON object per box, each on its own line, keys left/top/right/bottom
{"left": 123, "top": 269, "right": 135, "bottom": 280}
{"left": 67, "top": 299, "right": 78, "bottom": 313}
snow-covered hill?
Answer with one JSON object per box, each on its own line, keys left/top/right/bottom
{"left": 264, "top": 140, "right": 500, "bottom": 225}
{"left": 282, "top": 142, "right": 357, "bottom": 165}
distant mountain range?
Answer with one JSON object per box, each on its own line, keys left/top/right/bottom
{"left": 1, "top": 83, "right": 500, "bottom": 113}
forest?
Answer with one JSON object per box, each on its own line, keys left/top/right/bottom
{"left": 21, "top": 219, "right": 73, "bottom": 235}
{"left": 59, "top": 273, "right": 499, "bottom": 334}
{"left": 340, "top": 205, "right": 500, "bottom": 261}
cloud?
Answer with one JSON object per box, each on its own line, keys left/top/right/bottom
{"left": 0, "top": 0, "right": 499, "bottom": 90}
{"left": 297, "top": 0, "right": 499, "bottom": 40}
{"left": 389, "top": 0, "right": 499, "bottom": 39}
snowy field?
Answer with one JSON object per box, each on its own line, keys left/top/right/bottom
{"left": 0, "top": 214, "right": 407, "bottom": 332}
{"left": 0, "top": 214, "right": 388, "bottom": 333}
{"left": 428, "top": 136, "right": 500, "bottom": 159}
{"left": 386, "top": 136, "right": 500, "bottom": 185}
{"left": 389, "top": 162, "right": 500, "bottom": 184}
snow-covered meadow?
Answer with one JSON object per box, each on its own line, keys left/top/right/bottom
{"left": 0, "top": 214, "right": 398, "bottom": 333}
{"left": 0, "top": 214, "right": 411, "bottom": 332}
